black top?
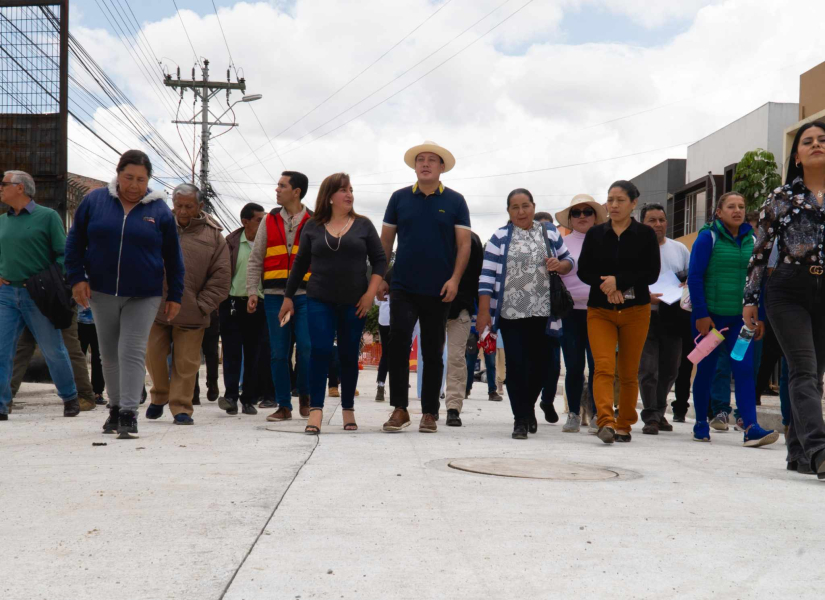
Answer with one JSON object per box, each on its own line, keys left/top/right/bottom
{"left": 745, "top": 177, "right": 825, "bottom": 305}
{"left": 382, "top": 183, "right": 472, "bottom": 297}
{"left": 285, "top": 217, "right": 387, "bottom": 305}
{"left": 577, "top": 218, "right": 660, "bottom": 309}
{"left": 448, "top": 231, "right": 484, "bottom": 320}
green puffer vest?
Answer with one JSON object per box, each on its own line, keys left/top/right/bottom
{"left": 701, "top": 219, "right": 754, "bottom": 316}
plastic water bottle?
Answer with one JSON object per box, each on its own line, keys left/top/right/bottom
{"left": 730, "top": 325, "right": 755, "bottom": 361}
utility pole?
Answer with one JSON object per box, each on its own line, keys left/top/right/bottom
{"left": 163, "top": 59, "right": 261, "bottom": 211}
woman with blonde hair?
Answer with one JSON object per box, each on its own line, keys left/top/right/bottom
{"left": 279, "top": 173, "right": 387, "bottom": 434}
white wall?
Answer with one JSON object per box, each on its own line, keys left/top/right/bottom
{"left": 686, "top": 102, "right": 799, "bottom": 184}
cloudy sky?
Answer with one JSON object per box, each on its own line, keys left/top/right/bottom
{"left": 65, "top": 0, "right": 824, "bottom": 239}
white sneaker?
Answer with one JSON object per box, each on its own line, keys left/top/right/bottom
{"left": 710, "top": 412, "right": 729, "bottom": 431}
{"left": 562, "top": 413, "right": 581, "bottom": 433}
{"left": 588, "top": 416, "right": 599, "bottom": 435}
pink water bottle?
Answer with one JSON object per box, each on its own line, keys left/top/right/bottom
{"left": 687, "top": 328, "right": 729, "bottom": 365}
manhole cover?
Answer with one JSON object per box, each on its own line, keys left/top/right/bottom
{"left": 448, "top": 458, "right": 619, "bottom": 481}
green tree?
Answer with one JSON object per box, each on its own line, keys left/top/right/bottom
{"left": 364, "top": 304, "right": 379, "bottom": 337}
{"left": 733, "top": 148, "right": 782, "bottom": 211}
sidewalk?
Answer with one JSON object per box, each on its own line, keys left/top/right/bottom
{"left": 3, "top": 370, "right": 823, "bottom": 600}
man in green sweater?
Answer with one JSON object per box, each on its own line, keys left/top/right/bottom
{"left": 0, "top": 170, "right": 79, "bottom": 420}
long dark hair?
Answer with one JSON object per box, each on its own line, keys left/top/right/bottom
{"left": 313, "top": 172, "right": 363, "bottom": 224}
{"left": 786, "top": 121, "right": 825, "bottom": 185}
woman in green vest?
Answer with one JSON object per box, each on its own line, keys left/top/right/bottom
{"left": 686, "top": 192, "right": 779, "bottom": 447}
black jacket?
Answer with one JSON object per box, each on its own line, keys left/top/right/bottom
{"left": 449, "top": 232, "right": 483, "bottom": 320}
{"left": 25, "top": 263, "right": 75, "bottom": 329}
{"left": 578, "top": 218, "right": 660, "bottom": 310}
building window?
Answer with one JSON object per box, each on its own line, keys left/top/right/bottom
{"left": 684, "top": 190, "right": 708, "bottom": 234}
{"left": 685, "top": 193, "right": 697, "bottom": 234}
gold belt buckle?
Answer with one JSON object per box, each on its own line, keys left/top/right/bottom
{"left": 810, "top": 265, "right": 824, "bottom": 276}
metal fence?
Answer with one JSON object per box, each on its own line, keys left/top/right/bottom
{"left": 0, "top": 1, "right": 68, "bottom": 219}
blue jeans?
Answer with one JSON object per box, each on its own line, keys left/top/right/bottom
{"left": 711, "top": 337, "right": 763, "bottom": 419}
{"left": 264, "top": 294, "right": 310, "bottom": 410}
{"left": 692, "top": 313, "right": 757, "bottom": 427}
{"left": 0, "top": 285, "right": 77, "bottom": 413}
{"left": 560, "top": 309, "right": 594, "bottom": 414}
{"left": 307, "top": 298, "right": 365, "bottom": 409}
{"left": 465, "top": 351, "right": 496, "bottom": 394}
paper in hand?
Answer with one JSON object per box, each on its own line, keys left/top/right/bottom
{"left": 649, "top": 271, "right": 683, "bottom": 305}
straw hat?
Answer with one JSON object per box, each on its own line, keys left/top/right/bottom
{"left": 554, "top": 194, "right": 608, "bottom": 228}
{"left": 404, "top": 140, "right": 456, "bottom": 173}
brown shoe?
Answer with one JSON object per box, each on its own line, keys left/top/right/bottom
{"left": 419, "top": 413, "right": 437, "bottom": 433}
{"left": 382, "top": 408, "right": 411, "bottom": 432}
{"left": 78, "top": 396, "right": 96, "bottom": 412}
{"left": 267, "top": 407, "right": 292, "bottom": 422}
{"left": 658, "top": 416, "right": 673, "bottom": 432}
{"left": 328, "top": 387, "right": 340, "bottom": 398}
{"left": 642, "top": 421, "right": 659, "bottom": 435}
{"left": 299, "top": 394, "right": 310, "bottom": 418}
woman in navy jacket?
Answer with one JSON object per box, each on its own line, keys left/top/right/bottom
{"left": 65, "top": 150, "right": 184, "bottom": 439}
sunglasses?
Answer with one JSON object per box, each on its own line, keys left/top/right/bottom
{"left": 570, "top": 208, "right": 595, "bottom": 218}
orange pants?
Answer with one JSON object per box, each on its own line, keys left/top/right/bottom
{"left": 587, "top": 305, "right": 651, "bottom": 432}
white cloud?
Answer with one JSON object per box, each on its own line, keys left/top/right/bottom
{"left": 67, "top": 0, "right": 824, "bottom": 241}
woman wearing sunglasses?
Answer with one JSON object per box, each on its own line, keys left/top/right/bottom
{"left": 554, "top": 195, "right": 608, "bottom": 433}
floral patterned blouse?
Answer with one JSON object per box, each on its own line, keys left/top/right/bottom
{"left": 501, "top": 221, "right": 550, "bottom": 319}
{"left": 744, "top": 177, "right": 825, "bottom": 305}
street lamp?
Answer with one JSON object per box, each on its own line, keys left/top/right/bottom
{"left": 212, "top": 93, "right": 264, "bottom": 124}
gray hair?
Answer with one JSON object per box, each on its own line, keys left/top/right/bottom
{"left": 4, "top": 171, "right": 35, "bottom": 197}
{"left": 172, "top": 183, "right": 201, "bottom": 203}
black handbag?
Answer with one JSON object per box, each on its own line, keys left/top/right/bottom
{"left": 541, "top": 223, "right": 574, "bottom": 320}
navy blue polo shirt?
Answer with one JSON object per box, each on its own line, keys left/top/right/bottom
{"left": 383, "top": 182, "right": 471, "bottom": 297}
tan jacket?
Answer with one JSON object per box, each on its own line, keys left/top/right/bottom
{"left": 155, "top": 213, "right": 231, "bottom": 328}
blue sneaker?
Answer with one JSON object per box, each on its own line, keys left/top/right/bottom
{"left": 743, "top": 424, "right": 779, "bottom": 447}
{"left": 145, "top": 403, "right": 164, "bottom": 420}
{"left": 174, "top": 413, "right": 194, "bottom": 426}
{"left": 693, "top": 421, "right": 711, "bottom": 442}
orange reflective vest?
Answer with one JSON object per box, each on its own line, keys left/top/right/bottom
{"left": 262, "top": 209, "right": 312, "bottom": 290}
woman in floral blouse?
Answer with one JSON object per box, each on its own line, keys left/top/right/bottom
{"left": 477, "top": 189, "right": 573, "bottom": 439}
{"left": 744, "top": 121, "right": 825, "bottom": 478}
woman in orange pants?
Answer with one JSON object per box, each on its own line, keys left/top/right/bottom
{"left": 577, "top": 181, "right": 660, "bottom": 443}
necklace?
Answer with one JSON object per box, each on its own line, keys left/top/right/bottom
{"left": 324, "top": 217, "right": 352, "bottom": 252}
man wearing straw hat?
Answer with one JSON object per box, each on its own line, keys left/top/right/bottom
{"left": 378, "top": 141, "right": 471, "bottom": 433}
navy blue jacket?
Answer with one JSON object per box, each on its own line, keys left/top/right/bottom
{"left": 65, "top": 179, "right": 185, "bottom": 303}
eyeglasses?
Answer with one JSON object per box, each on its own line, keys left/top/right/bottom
{"left": 0, "top": 182, "right": 19, "bottom": 188}
{"left": 570, "top": 208, "right": 595, "bottom": 218}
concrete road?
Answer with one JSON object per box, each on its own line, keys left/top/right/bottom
{"left": 2, "top": 373, "right": 822, "bottom": 600}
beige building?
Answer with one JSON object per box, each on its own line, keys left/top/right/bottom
{"left": 783, "top": 62, "right": 825, "bottom": 179}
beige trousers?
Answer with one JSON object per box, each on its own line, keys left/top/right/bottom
{"left": 445, "top": 310, "right": 472, "bottom": 412}
{"left": 495, "top": 346, "right": 506, "bottom": 392}
{"left": 145, "top": 323, "right": 205, "bottom": 417}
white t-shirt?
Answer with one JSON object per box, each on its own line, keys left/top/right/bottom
{"left": 659, "top": 237, "right": 691, "bottom": 275}
{"left": 652, "top": 238, "right": 690, "bottom": 311}
{"left": 378, "top": 299, "right": 390, "bottom": 327}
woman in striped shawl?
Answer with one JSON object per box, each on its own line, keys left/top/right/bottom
{"left": 476, "top": 189, "right": 573, "bottom": 439}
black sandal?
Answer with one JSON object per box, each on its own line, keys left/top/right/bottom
{"left": 342, "top": 408, "right": 358, "bottom": 431}
{"left": 305, "top": 408, "right": 322, "bottom": 435}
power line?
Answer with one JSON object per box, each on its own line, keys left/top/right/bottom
{"left": 235, "top": 0, "right": 535, "bottom": 170}
{"left": 349, "top": 142, "right": 687, "bottom": 186}
{"left": 271, "top": 0, "right": 456, "bottom": 142}
{"left": 171, "top": 0, "right": 202, "bottom": 67}
{"left": 223, "top": 0, "right": 516, "bottom": 173}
